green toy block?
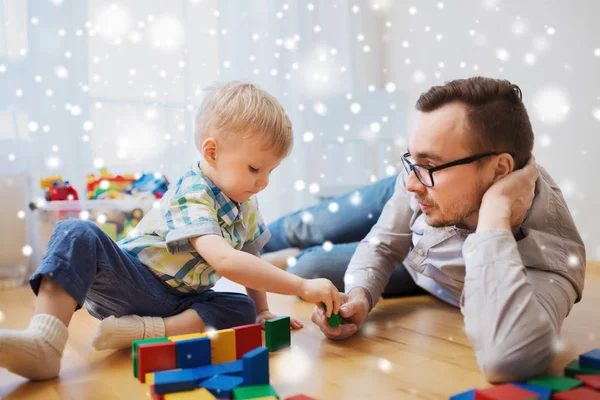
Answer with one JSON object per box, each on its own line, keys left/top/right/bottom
{"left": 526, "top": 375, "right": 583, "bottom": 392}
{"left": 232, "top": 384, "right": 278, "bottom": 399}
{"left": 132, "top": 337, "right": 170, "bottom": 378}
{"left": 322, "top": 302, "right": 341, "bottom": 328}
{"left": 564, "top": 359, "right": 600, "bottom": 377}
{"left": 265, "top": 316, "right": 291, "bottom": 352}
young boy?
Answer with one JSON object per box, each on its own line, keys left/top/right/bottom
{"left": 0, "top": 82, "right": 341, "bottom": 380}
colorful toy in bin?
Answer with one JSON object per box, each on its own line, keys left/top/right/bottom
{"left": 87, "top": 168, "right": 137, "bottom": 200}
{"left": 39, "top": 175, "right": 79, "bottom": 201}
{"left": 128, "top": 173, "right": 170, "bottom": 199}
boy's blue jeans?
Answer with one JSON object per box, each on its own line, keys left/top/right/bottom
{"left": 263, "top": 175, "right": 426, "bottom": 298}
{"left": 30, "top": 220, "right": 256, "bottom": 329}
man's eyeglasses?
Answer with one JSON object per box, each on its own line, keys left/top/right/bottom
{"left": 400, "top": 151, "right": 513, "bottom": 187}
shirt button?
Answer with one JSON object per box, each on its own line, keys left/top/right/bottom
{"left": 416, "top": 248, "right": 424, "bottom": 256}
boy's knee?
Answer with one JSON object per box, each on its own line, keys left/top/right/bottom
{"left": 55, "top": 219, "right": 101, "bottom": 237}
{"left": 233, "top": 294, "right": 257, "bottom": 326}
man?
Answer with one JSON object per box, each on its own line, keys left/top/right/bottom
{"left": 305, "top": 77, "right": 585, "bottom": 382}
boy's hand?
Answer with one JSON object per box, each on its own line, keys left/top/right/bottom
{"left": 256, "top": 310, "right": 303, "bottom": 330}
{"left": 299, "top": 278, "right": 341, "bottom": 318}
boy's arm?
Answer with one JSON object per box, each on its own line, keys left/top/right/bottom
{"left": 245, "top": 254, "right": 270, "bottom": 314}
{"left": 191, "top": 234, "right": 341, "bottom": 315}
{"left": 191, "top": 235, "right": 304, "bottom": 296}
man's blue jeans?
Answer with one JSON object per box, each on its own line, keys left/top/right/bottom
{"left": 264, "top": 175, "right": 425, "bottom": 298}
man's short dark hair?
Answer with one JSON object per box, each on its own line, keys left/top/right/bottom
{"left": 416, "top": 77, "right": 534, "bottom": 169}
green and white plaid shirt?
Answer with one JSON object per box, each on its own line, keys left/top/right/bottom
{"left": 118, "top": 162, "right": 271, "bottom": 293}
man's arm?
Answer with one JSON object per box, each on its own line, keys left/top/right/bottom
{"left": 462, "top": 229, "right": 578, "bottom": 382}
{"left": 344, "top": 173, "right": 415, "bottom": 310}
{"left": 464, "top": 156, "right": 580, "bottom": 382}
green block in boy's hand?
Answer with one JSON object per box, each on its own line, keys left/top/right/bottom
{"left": 322, "top": 302, "right": 342, "bottom": 328}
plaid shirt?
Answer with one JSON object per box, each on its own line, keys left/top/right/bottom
{"left": 118, "top": 162, "right": 271, "bottom": 293}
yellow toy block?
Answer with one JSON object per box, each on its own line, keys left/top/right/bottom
{"left": 145, "top": 372, "right": 154, "bottom": 386}
{"left": 209, "top": 328, "right": 236, "bottom": 364}
{"left": 168, "top": 332, "right": 207, "bottom": 342}
{"left": 164, "top": 388, "right": 216, "bottom": 399}
{"left": 255, "top": 397, "right": 278, "bottom": 400}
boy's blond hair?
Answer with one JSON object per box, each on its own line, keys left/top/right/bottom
{"left": 195, "top": 82, "right": 293, "bottom": 158}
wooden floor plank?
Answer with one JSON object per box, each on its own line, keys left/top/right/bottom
{"left": 1, "top": 262, "right": 598, "bottom": 399}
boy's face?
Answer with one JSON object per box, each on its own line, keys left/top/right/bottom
{"left": 212, "top": 135, "right": 284, "bottom": 203}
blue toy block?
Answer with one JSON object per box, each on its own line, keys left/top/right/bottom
{"left": 176, "top": 337, "right": 211, "bottom": 369}
{"left": 243, "top": 346, "right": 269, "bottom": 386}
{"left": 449, "top": 388, "right": 476, "bottom": 400}
{"left": 218, "top": 359, "right": 243, "bottom": 376}
{"left": 513, "top": 383, "right": 552, "bottom": 400}
{"left": 580, "top": 349, "right": 600, "bottom": 369}
{"left": 200, "top": 375, "right": 244, "bottom": 398}
{"left": 192, "top": 364, "right": 223, "bottom": 383}
{"left": 153, "top": 369, "right": 197, "bottom": 394}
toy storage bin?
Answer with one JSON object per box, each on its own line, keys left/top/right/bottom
{"left": 29, "top": 198, "right": 155, "bottom": 272}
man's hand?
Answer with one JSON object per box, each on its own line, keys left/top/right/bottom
{"left": 256, "top": 310, "right": 303, "bottom": 330}
{"left": 478, "top": 155, "right": 539, "bottom": 232}
{"left": 311, "top": 288, "right": 370, "bottom": 340}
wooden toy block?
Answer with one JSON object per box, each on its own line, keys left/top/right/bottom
{"left": 285, "top": 395, "right": 318, "bottom": 400}
{"left": 218, "top": 359, "right": 244, "bottom": 376}
{"left": 210, "top": 328, "right": 237, "bottom": 364}
{"left": 322, "top": 303, "right": 341, "bottom": 328}
{"left": 450, "top": 389, "right": 477, "bottom": 400}
{"left": 146, "top": 372, "right": 155, "bottom": 386}
{"left": 512, "top": 383, "right": 551, "bottom": 400}
{"left": 233, "top": 323, "right": 262, "bottom": 359}
{"left": 580, "top": 349, "right": 600, "bottom": 369}
{"left": 154, "top": 369, "right": 197, "bottom": 394}
{"left": 150, "top": 385, "right": 165, "bottom": 400}
{"left": 232, "top": 384, "right": 278, "bottom": 399}
{"left": 164, "top": 388, "right": 217, "bottom": 399}
{"left": 564, "top": 360, "right": 600, "bottom": 378}
{"left": 253, "top": 397, "right": 278, "bottom": 400}
{"left": 201, "top": 375, "right": 244, "bottom": 398}
{"left": 138, "top": 342, "right": 177, "bottom": 383}
{"left": 192, "top": 363, "right": 232, "bottom": 383}
{"left": 526, "top": 375, "right": 583, "bottom": 392}
{"left": 474, "top": 383, "right": 539, "bottom": 399}
{"left": 575, "top": 375, "right": 600, "bottom": 390}
{"left": 265, "top": 316, "right": 291, "bottom": 352}
{"left": 133, "top": 337, "right": 171, "bottom": 378}
{"left": 168, "top": 332, "right": 207, "bottom": 342}
{"left": 176, "top": 337, "right": 211, "bottom": 369}
{"left": 552, "top": 387, "right": 600, "bottom": 400}
{"left": 243, "top": 347, "right": 269, "bottom": 386}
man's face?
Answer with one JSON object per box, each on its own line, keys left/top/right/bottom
{"left": 406, "top": 102, "right": 492, "bottom": 228}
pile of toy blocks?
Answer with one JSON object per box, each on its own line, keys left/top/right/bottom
{"left": 133, "top": 317, "right": 317, "bottom": 399}
{"left": 450, "top": 348, "right": 600, "bottom": 399}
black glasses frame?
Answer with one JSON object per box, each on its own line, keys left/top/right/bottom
{"left": 401, "top": 151, "right": 514, "bottom": 187}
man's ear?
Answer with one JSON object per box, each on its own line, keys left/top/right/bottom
{"left": 492, "top": 153, "right": 514, "bottom": 182}
{"left": 201, "top": 138, "right": 218, "bottom": 167}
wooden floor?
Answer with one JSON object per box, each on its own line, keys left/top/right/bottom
{"left": 1, "top": 262, "right": 599, "bottom": 400}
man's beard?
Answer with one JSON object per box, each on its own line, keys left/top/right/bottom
{"left": 419, "top": 180, "right": 487, "bottom": 228}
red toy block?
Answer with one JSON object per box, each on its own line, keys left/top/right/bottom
{"left": 552, "top": 387, "right": 600, "bottom": 400}
{"left": 138, "top": 342, "right": 177, "bottom": 383}
{"left": 233, "top": 323, "right": 262, "bottom": 359}
{"left": 575, "top": 375, "right": 600, "bottom": 390}
{"left": 475, "top": 383, "right": 540, "bottom": 400}
{"left": 285, "top": 395, "right": 318, "bottom": 400}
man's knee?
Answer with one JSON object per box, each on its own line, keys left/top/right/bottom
{"left": 55, "top": 219, "right": 103, "bottom": 239}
